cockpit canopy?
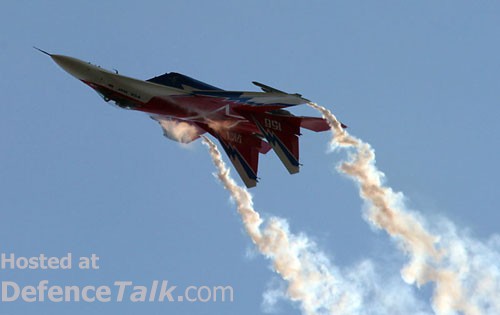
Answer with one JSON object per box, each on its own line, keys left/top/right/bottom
{"left": 147, "top": 72, "right": 222, "bottom": 91}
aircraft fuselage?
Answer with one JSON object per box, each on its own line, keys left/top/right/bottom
{"left": 41, "top": 50, "right": 333, "bottom": 187}
{"left": 51, "top": 54, "right": 293, "bottom": 134}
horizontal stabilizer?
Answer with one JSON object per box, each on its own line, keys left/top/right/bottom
{"left": 301, "top": 116, "right": 348, "bottom": 131}
{"left": 300, "top": 117, "right": 330, "bottom": 132}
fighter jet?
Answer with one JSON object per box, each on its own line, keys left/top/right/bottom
{"left": 37, "top": 48, "right": 344, "bottom": 188}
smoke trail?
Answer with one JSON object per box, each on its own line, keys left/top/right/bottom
{"left": 203, "top": 137, "right": 333, "bottom": 314}
{"left": 198, "top": 108, "right": 499, "bottom": 314}
{"left": 202, "top": 136, "right": 432, "bottom": 315}
{"left": 154, "top": 117, "right": 201, "bottom": 143}
{"left": 202, "top": 136, "right": 354, "bottom": 314}
{"left": 308, "top": 102, "right": 500, "bottom": 315}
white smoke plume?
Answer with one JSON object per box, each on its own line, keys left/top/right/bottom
{"left": 308, "top": 102, "right": 500, "bottom": 315}
{"left": 155, "top": 117, "right": 201, "bottom": 143}
{"left": 202, "top": 136, "right": 432, "bottom": 315}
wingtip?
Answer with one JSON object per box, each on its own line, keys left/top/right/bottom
{"left": 33, "top": 46, "right": 52, "bottom": 56}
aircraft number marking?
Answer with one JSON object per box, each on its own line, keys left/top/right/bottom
{"left": 264, "top": 118, "right": 282, "bottom": 131}
{"left": 227, "top": 132, "right": 242, "bottom": 144}
{"left": 114, "top": 86, "right": 142, "bottom": 100}
{"left": 118, "top": 87, "right": 128, "bottom": 95}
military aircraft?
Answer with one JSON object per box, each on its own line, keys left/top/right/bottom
{"left": 37, "top": 48, "right": 344, "bottom": 188}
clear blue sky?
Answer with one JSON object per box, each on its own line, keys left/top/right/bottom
{"left": 1, "top": 1, "right": 499, "bottom": 314}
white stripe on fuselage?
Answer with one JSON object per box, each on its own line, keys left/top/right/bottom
{"left": 86, "top": 66, "right": 187, "bottom": 104}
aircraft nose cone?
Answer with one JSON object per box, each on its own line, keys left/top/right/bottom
{"left": 50, "top": 54, "right": 91, "bottom": 81}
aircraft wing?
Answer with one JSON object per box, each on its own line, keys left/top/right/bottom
{"left": 191, "top": 91, "right": 308, "bottom": 110}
